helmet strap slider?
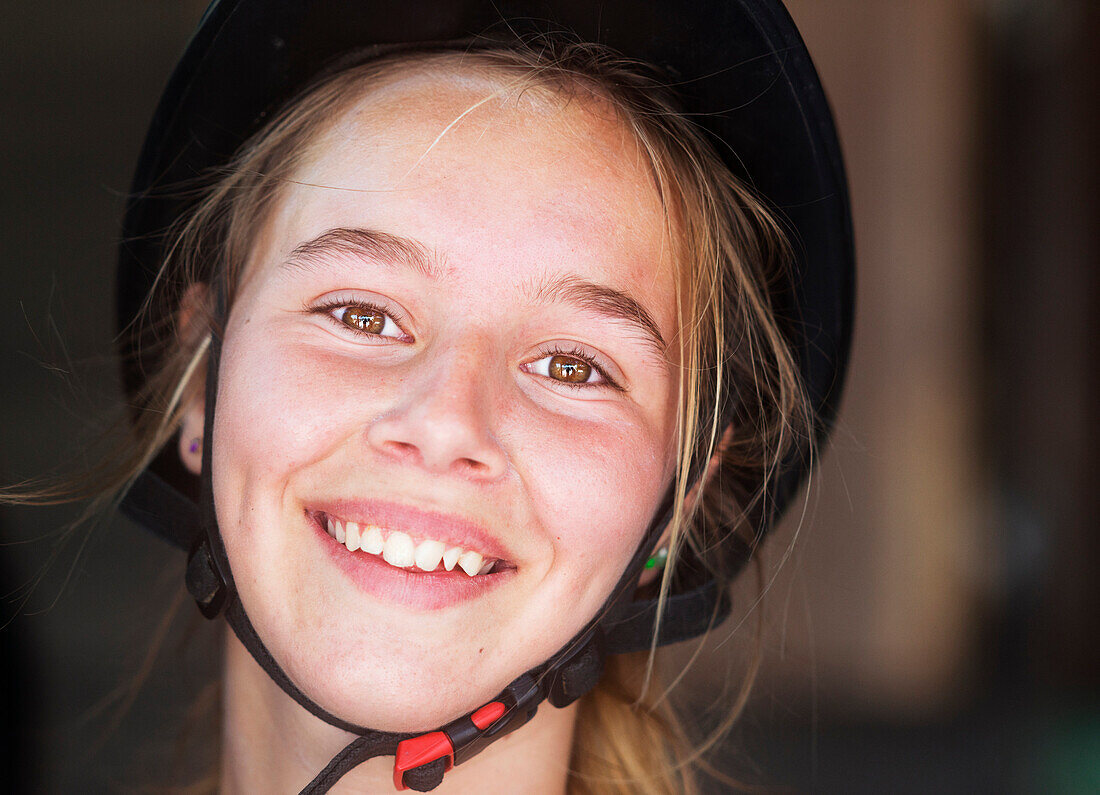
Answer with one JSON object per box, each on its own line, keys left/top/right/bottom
{"left": 186, "top": 537, "right": 229, "bottom": 619}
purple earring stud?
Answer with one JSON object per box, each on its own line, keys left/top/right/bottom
{"left": 188, "top": 437, "right": 201, "bottom": 455}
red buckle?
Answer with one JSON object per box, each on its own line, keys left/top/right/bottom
{"left": 392, "top": 686, "right": 533, "bottom": 790}
{"left": 470, "top": 701, "right": 506, "bottom": 730}
{"left": 393, "top": 732, "right": 453, "bottom": 791}
{"left": 391, "top": 701, "right": 507, "bottom": 790}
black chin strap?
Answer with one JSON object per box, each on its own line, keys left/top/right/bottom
{"left": 304, "top": 731, "right": 403, "bottom": 793}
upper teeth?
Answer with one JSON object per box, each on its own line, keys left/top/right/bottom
{"left": 324, "top": 515, "right": 497, "bottom": 577}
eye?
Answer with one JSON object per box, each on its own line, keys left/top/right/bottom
{"left": 538, "top": 354, "right": 595, "bottom": 384}
{"left": 312, "top": 299, "right": 408, "bottom": 341}
{"left": 524, "top": 345, "right": 621, "bottom": 391}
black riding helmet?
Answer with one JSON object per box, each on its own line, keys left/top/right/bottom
{"left": 117, "top": 1, "right": 854, "bottom": 792}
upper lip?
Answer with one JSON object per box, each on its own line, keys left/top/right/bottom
{"left": 307, "top": 497, "right": 515, "bottom": 562}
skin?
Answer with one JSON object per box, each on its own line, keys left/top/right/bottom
{"left": 179, "top": 66, "right": 682, "bottom": 791}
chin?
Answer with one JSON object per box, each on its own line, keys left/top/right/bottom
{"left": 284, "top": 644, "right": 521, "bottom": 732}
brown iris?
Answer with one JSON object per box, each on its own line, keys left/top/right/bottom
{"left": 344, "top": 307, "right": 385, "bottom": 334}
{"left": 549, "top": 355, "right": 591, "bottom": 383}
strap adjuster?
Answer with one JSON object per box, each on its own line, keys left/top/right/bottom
{"left": 392, "top": 731, "right": 453, "bottom": 792}
{"left": 185, "top": 538, "right": 228, "bottom": 618}
{"left": 393, "top": 674, "right": 541, "bottom": 791}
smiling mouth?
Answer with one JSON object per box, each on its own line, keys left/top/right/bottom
{"left": 313, "top": 511, "right": 512, "bottom": 577}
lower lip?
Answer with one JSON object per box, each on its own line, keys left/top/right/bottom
{"left": 308, "top": 514, "right": 513, "bottom": 610}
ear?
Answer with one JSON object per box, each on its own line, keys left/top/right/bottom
{"left": 175, "top": 283, "right": 211, "bottom": 477}
{"left": 637, "top": 424, "right": 734, "bottom": 588}
{"left": 177, "top": 393, "right": 205, "bottom": 476}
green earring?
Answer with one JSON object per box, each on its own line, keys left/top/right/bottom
{"left": 645, "top": 547, "right": 669, "bottom": 570}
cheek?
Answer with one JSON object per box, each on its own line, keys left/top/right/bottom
{"left": 210, "top": 333, "right": 389, "bottom": 595}
{"left": 505, "top": 402, "right": 669, "bottom": 583}
{"left": 215, "top": 335, "right": 394, "bottom": 479}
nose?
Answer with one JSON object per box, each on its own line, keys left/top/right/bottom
{"left": 365, "top": 342, "right": 508, "bottom": 481}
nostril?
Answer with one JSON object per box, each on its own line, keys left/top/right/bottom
{"left": 382, "top": 440, "right": 420, "bottom": 462}
{"left": 366, "top": 411, "right": 506, "bottom": 478}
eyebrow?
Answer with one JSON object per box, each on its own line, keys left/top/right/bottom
{"left": 285, "top": 226, "right": 668, "bottom": 357}
{"left": 285, "top": 227, "right": 441, "bottom": 279}
{"left": 524, "top": 273, "right": 668, "bottom": 357}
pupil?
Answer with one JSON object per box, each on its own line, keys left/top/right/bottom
{"left": 347, "top": 309, "right": 384, "bottom": 334}
{"left": 549, "top": 355, "right": 590, "bottom": 383}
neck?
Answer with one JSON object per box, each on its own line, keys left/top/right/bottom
{"left": 219, "top": 627, "right": 578, "bottom": 794}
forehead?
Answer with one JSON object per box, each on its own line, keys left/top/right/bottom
{"left": 310, "top": 60, "right": 656, "bottom": 193}
{"left": 253, "top": 62, "right": 676, "bottom": 321}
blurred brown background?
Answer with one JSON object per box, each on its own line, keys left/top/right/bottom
{"left": 2, "top": 1, "right": 1097, "bottom": 792}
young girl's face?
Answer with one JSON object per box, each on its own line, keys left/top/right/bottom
{"left": 196, "top": 67, "right": 679, "bottom": 730}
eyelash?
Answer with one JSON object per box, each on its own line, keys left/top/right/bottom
{"left": 312, "top": 298, "right": 409, "bottom": 341}
{"left": 530, "top": 344, "right": 621, "bottom": 392}
{"left": 309, "top": 299, "right": 622, "bottom": 392}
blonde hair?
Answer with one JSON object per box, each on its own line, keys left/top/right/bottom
{"left": 6, "top": 37, "right": 810, "bottom": 794}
